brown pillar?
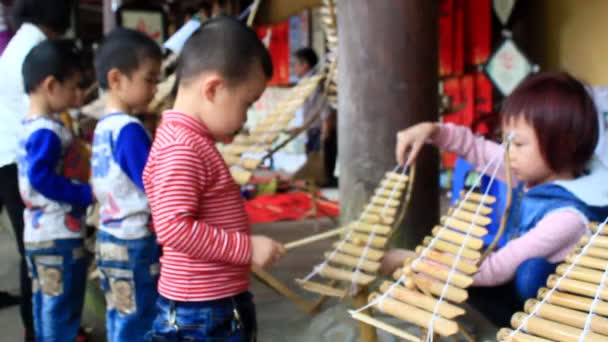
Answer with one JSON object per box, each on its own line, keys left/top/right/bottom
{"left": 338, "top": 1, "right": 439, "bottom": 249}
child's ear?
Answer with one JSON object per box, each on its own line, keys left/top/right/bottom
{"left": 106, "top": 68, "right": 124, "bottom": 90}
{"left": 200, "top": 73, "right": 223, "bottom": 103}
{"left": 41, "top": 75, "right": 57, "bottom": 94}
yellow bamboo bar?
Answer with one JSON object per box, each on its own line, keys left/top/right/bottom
{"left": 455, "top": 200, "right": 493, "bottom": 215}
{"left": 556, "top": 264, "right": 605, "bottom": 285}
{"left": 370, "top": 196, "right": 400, "bottom": 207}
{"left": 511, "top": 312, "right": 606, "bottom": 342}
{"left": 565, "top": 253, "right": 608, "bottom": 271}
{"left": 367, "top": 205, "right": 397, "bottom": 216}
{"left": 415, "top": 246, "right": 478, "bottom": 274}
{"left": 241, "top": 158, "right": 263, "bottom": 170}
{"left": 446, "top": 209, "right": 492, "bottom": 226}
{"left": 379, "top": 281, "right": 465, "bottom": 319}
{"left": 525, "top": 299, "right": 608, "bottom": 336}
{"left": 589, "top": 222, "right": 606, "bottom": 235}
{"left": 546, "top": 275, "right": 608, "bottom": 301}
{"left": 369, "top": 293, "right": 459, "bottom": 337}
{"left": 460, "top": 191, "right": 497, "bottom": 204}
{"left": 334, "top": 242, "right": 384, "bottom": 261}
{"left": 401, "top": 275, "right": 468, "bottom": 303}
{"left": 380, "top": 179, "right": 406, "bottom": 191}
{"left": 350, "top": 221, "right": 391, "bottom": 236}
{"left": 578, "top": 235, "right": 608, "bottom": 249}
{"left": 360, "top": 212, "right": 394, "bottom": 225}
{"left": 422, "top": 236, "right": 481, "bottom": 260}
{"left": 538, "top": 288, "right": 608, "bottom": 317}
{"left": 223, "top": 153, "right": 241, "bottom": 166}
{"left": 410, "top": 260, "right": 473, "bottom": 288}
{"left": 574, "top": 245, "right": 608, "bottom": 260}
{"left": 497, "top": 328, "right": 554, "bottom": 342}
{"left": 438, "top": 216, "right": 488, "bottom": 237}
{"left": 230, "top": 168, "right": 252, "bottom": 185}
{"left": 431, "top": 227, "right": 484, "bottom": 250}
{"left": 374, "top": 188, "right": 403, "bottom": 199}
{"left": 325, "top": 251, "right": 380, "bottom": 273}
{"left": 348, "top": 232, "right": 387, "bottom": 248}
{"left": 319, "top": 264, "right": 374, "bottom": 285}
{"left": 385, "top": 172, "right": 409, "bottom": 182}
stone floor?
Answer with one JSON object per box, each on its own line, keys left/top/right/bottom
{"left": 0, "top": 198, "right": 499, "bottom": 341}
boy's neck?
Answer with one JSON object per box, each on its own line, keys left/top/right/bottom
{"left": 27, "top": 94, "right": 52, "bottom": 119}
{"left": 172, "top": 92, "right": 210, "bottom": 132}
{"left": 104, "top": 92, "right": 132, "bottom": 115}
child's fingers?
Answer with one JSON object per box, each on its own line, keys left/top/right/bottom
{"left": 395, "top": 132, "right": 411, "bottom": 166}
{"left": 405, "top": 141, "right": 423, "bottom": 167}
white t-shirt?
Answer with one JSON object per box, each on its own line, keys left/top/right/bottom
{"left": 0, "top": 23, "right": 46, "bottom": 167}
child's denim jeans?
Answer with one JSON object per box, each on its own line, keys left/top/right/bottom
{"left": 96, "top": 230, "right": 160, "bottom": 341}
{"left": 146, "top": 291, "right": 257, "bottom": 341}
{"left": 25, "top": 238, "right": 87, "bottom": 342}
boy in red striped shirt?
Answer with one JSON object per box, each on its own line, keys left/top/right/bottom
{"left": 143, "top": 17, "right": 285, "bottom": 341}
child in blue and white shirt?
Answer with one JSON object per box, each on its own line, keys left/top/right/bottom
{"left": 17, "top": 39, "right": 93, "bottom": 341}
{"left": 91, "top": 28, "right": 162, "bottom": 341}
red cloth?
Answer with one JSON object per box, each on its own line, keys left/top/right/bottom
{"left": 246, "top": 192, "right": 339, "bottom": 224}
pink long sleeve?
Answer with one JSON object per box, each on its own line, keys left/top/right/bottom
{"left": 431, "top": 123, "right": 518, "bottom": 185}
{"left": 472, "top": 209, "right": 587, "bottom": 286}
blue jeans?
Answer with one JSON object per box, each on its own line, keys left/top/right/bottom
{"left": 146, "top": 292, "right": 257, "bottom": 341}
{"left": 25, "top": 238, "right": 88, "bottom": 342}
{"left": 96, "top": 231, "right": 161, "bottom": 341}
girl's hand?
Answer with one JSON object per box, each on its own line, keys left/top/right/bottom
{"left": 395, "top": 122, "right": 439, "bottom": 166}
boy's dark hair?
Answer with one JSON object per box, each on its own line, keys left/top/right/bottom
{"left": 22, "top": 39, "right": 82, "bottom": 94}
{"left": 501, "top": 72, "right": 598, "bottom": 175}
{"left": 294, "top": 47, "right": 318, "bottom": 68}
{"left": 11, "top": 0, "right": 73, "bottom": 35}
{"left": 177, "top": 16, "right": 273, "bottom": 86}
{"left": 94, "top": 28, "right": 163, "bottom": 90}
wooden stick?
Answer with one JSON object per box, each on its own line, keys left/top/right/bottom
{"left": 379, "top": 281, "right": 465, "bottom": 319}
{"left": 446, "top": 209, "right": 492, "bottom": 226}
{"left": 459, "top": 191, "right": 496, "bottom": 204}
{"left": 431, "top": 227, "right": 484, "bottom": 250}
{"left": 354, "top": 286, "right": 377, "bottom": 342}
{"left": 455, "top": 200, "right": 493, "bottom": 215}
{"left": 497, "top": 328, "right": 553, "bottom": 342}
{"left": 319, "top": 264, "right": 375, "bottom": 285}
{"left": 556, "top": 264, "right": 605, "bottom": 285}
{"left": 296, "top": 279, "right": 347, "bottom": 298}
{"left": 334, "top": 242, "right": 384, "bottom": 261}
{"left": 538, "top": 288, "right": 608, "bottom": 317}
{"left": 368, "top": 293, "right": 459, "bottom": 336}
{"left": 546, "top": 275, "right": 608, "bottom": 301}
{"left": 284, "top": 226, "right": 348, "bottom": 250}
{"left": 348, "top": 232, "right": 388, "bottom": 248}
{"left": 410, "top": 260, "right": 473, "bottom": 288}
{"left": 350, "top": 311, "right": 421, "bottom": 342}
{"left": 415, "top": 246, "right": 478, "bottom": 274}
{"left": 325, "top": 251, "right": 381, "bottom": 273}
{"left": 510, "top": 312, "right": 606, "bottom": 342}
{"left": 251, "top": 265, "right": 316, "bottom": 314}
{"left": 422, "top": 237, "right": 481, "bottom": 260}
{"left": 525, "top": 299, "right": 608, "bottom": 335}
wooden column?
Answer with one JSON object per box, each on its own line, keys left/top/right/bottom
{"left": 338, "top": 1, "right": 439, "bottom": 248}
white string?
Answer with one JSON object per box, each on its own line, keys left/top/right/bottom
{"left": 426, "top": 139, "right": 506, "bottom": 341}
{"left": 506, "top": 215, "right": 608, "bottom": 340}
{"left": 579, "top": 259, "right": 608, "bottom": 341}
{"left": 350, "top": 166, "right": 408, "bottom": 293}
{"left": 301, "top": 165, "right": 401, "bottom": 282}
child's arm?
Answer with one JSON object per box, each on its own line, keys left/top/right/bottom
{"left": 147, "top": 143, "right": 252, "bottom": 265}
{"left": 473, "top": 208, "right": 586, "bottom": 286}
{"left": 26, "top": 129, "right": 93, "bottom": 207}
{"left": 114, "top": 122, "right": 151, "bottom": 192}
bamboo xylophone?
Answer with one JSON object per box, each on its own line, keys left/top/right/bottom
{"left": 296, "top": 168, "right": 414, "bottom": 298}
{"left": 498, "top": 220, "right": 608, "bottom": 342}
{"left": 221, "top": 74, "right": 325, "bottom": 185}
{"left": 320, "top": 0, "right": 338, "bottom": 108}
{"left": 349, "top": 189, "right": 498, "bottom": 341}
